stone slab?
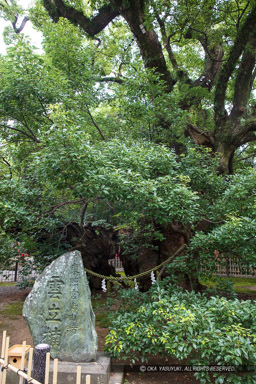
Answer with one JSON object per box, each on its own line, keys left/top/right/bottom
{"left": 23, "top": 251, "right": 97, "bottom": 362}
{"left": 108, "top": 371, "right": 124, "bottom": 384}
{"left": 48, "top": 353, "right": 111, "bottom": 384}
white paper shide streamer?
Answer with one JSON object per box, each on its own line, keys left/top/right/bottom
{"left": 101, "top": 279, "right": 107, "bottom": 292}
{"left": 151, "top": 271, "right": 156, "bottom": 284}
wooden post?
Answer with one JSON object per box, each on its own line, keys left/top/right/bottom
{"left": 53, "top": 359, "right": 58, "bottom": 384}
{"left": 44, "top": 352, "right": 50, "bottom": 384}
{"left": 85, "top": 375, "right": 91, "bottom": 384}
{"left": 27, "top": 348, "right": 34, "bottom": 382}
{"left": 1, "top": 336, "right": 9, "bottom": 384}
{"left": 0, "top": 331, "right": 6, "bottom": 384}
{"left": 0, "top": 331, "right": 6, "bottom": 359}
{"left": 33, "top": 344, "right": 50, "bottom": 384}
{"left": 76, "top": 366, "right": 81, "bottom": 384}
{"left": 18, "top": 341, "right": 26, "bottom": 384}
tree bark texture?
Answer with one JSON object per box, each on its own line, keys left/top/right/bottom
{"left": 64, "top": 223, "right": 118, "bottom": 289}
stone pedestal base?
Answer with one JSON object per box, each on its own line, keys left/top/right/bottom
{"left": 6, "top": 353, "right": 124, "bottom": 384}
{"left": 48, "top": 353, "right": 110, "bottom": 384}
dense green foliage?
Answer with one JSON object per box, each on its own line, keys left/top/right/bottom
{"left": 106, "top": 281, "right": 256, "bottom": 383}
{"left": 1, "top": 119, "right": 255, "bottom": 276}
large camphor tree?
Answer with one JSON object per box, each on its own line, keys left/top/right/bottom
{"left": 0, "top": 0, "right": 255, "bottom": 289}
{"left": 41, "top": 0, "right": 256, "bottom": 174}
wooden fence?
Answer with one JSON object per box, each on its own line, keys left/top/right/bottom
{"left": 108, "top": 257, "right": 256, "bottom": 278}
{"left": 0, "top": 331, "right": 91, "bottom": 384}
{"left": 201, "top": 258, "right": 256, "bottom": 278}
{"left": 108, "top": 258, "right": 123, "bottom": 271}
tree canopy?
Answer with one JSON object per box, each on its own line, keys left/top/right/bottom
{"left": 40, "top": 0, "right": 256, "bottom": 173}
{"left": 0, "top": 0, "right": 255, "bottom": 288}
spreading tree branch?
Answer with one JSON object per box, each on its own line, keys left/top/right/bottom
{"left": 94, "top": 76, "right": 124, "bottom": 84}
{"left": 118, "top": 0, "right": 174, "bottom": 91}
{"left": 234, "top": 117, "right": 256, "bottom": 146}
{"left": 49, "top": 198, "right": 86, "bottom": 214}
{"left": 235, "top": 0, "right": 251, "bottom": 30}
{"left": 153, "top": 7, "right": 179, "bottom": 71}
{"left": 193, "top": 43, "right": 224, "bottom": 91}
{"left": 43, "top": 0, "right": 174, "bottom": 92}
{"left": 0, "top": 124, "right": 40, "bottom": 143}
{"left": 12, "top": 15, "right": 29, "bottom": 33}
{"left": 214, "top": 5, "right": 256, "bottom": 122}
{"left": 185, "top": 123, "right": 214, "bottom": 148}
{"left": 236, "top": 151, "right": 256, "bottom": 162}
{"left": 1, "top": 156, "right": 12, "bottom": 179}
{"left": 86, "top": 105, "right": 106, "bottom": 141}
{"left": 230, "top": 37, "right": 256, "bottom": 121}
{"left": 43, "top": 0, "right": 120, "bottom": 35}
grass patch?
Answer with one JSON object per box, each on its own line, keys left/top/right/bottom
{"left": 91, "top": 297, "right": 106, "bottom": 309}
{"left": 95, "top": 312, "right": 110, "bottom": 328}
{"left": 0, "top": 302, "right": 23, "bottom": 319}
{"left": 92, "top": 294, "right": 110, "bottom": 327}
{"left": 0, "top": 282, "right": 16, "bottom": 287}
{"left": 201, "top": 277, "right": 256, "bottom": 294}
{"left": 92, "top": 292, "right": 116, "bottom": 328}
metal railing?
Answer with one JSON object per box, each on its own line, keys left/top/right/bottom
{"left": 0, "top": 267, "right": 39, "bottom": 282}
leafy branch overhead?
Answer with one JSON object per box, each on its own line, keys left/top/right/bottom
{"left": 0, "top": 0, "right": 29, "bottom": 32}
{"left": 39, "top": 0, "right": 256, "bottom": 173}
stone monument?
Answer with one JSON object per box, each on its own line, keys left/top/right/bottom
{"left": 23, "top": 250, "right": 98, "bottom": 362}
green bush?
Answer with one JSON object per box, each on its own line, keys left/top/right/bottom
{"left": 105, "top": 281, "right": 256, "bottom": 383}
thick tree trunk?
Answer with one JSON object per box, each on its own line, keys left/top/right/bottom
{"left": 160, "top": 225, "right": 204, "bottom": 291}
{"left": 120, "top": 244, "right": 159, "bottom": 291}
{"left": 120, "top": 225, "right": 204, "bottom": 292}
{"left": 120, "top": 6, "right": 174, "bottom": 91}
{"left": 65, "top": 223, "right": 118, "bottom": 289}
{"left": 213, "top": 117, "right": 251, "bottom": 175}
{"left": 215, "top": 143, "right": 235, "bottom": 174}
